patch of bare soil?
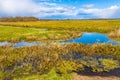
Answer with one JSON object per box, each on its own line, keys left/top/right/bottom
{"left": 72, "top": 68, "right": 120, "bottom": 80}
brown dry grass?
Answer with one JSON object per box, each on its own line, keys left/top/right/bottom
{"left": 109, "top": 28, "right": 120, "bottom": 40}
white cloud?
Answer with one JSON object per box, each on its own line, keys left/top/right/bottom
{"left": 0, "top": 0, "right": 77, "bottom": 18}
{"left": 0, "top": 0, "right": 119, "bottom": 19}
{"left": 79, "top": 5, "right": 120, "bottom": 18}
{"left": 0, "top": 0, "right": 38, "bottom": 16}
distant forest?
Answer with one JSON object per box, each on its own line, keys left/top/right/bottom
{"left": 0, "top": 17, "right": 120, "bottom": 22}
{"left": 0, "top": 17, "right": 39, "bottom": 22}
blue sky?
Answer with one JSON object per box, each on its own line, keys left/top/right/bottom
{"left": 0, "top": 0, "right": 120, "bottom": 19}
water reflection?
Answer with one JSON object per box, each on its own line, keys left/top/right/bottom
{"left": 14, "top": 41, "right": 40, "bottom": 48}
{"left": 0, "top": 42, "right": 11, "bottom": 46}
{"left": 0, "top": 41, "right": 40, "bottom": 48}
{"left": 63, "top": 32, "right": 120, "bottom": 45}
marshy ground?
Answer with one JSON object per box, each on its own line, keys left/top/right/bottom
{"left": 0, "top": 20, "right": 120, "bottom": 80}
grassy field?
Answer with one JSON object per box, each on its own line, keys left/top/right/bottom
{"left": 0, "top": 20, "right": 120, "bottom": 41}
{"left": 0, "top": 20, "right": 120, "bottom": 32}
{"left": 0, "top": 26, "right": 82, "bottom": 42}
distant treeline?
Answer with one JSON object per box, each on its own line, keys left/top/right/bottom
{"left": 0, "top": 17, "right": 39, "bottom": 22}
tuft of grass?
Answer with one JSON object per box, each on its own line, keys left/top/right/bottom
{"left": 109, "top": 28, "right": 120, "bottom": 40}
{"left": 99, "top": 59, "right": 119, "bottom": 72}
{"left": 0, "top": 71, "right": 4, "bottom": 80}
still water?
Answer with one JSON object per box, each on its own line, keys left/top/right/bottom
{"left": 63, "top": 32, "right": 120, "bottom": 45}
{"left": 14, "top": 41, "right": 40, "bottom": 48}
{"left": 0, "top": 41, "right": 40, "bottom": 48}
{"left": 0, "top": 32, "right": 120, "bottom": 47}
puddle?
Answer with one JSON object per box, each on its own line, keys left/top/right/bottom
{"left": 0, "top": 41, "right": 40, "bottom": 48}
{"left": 0, "top": 42, "right": 11, "bottom": 46}
{"left": 63, "top": 32, "right": 120, "bottom": 45}
{"left": 14, "top": 41, "right": 40, "bottom": 48}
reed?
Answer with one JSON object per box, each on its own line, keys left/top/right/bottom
{"left": 109, "top": 28, "right": 120, "bottom": 40}
{"left": 0, "top": 43, "right": 119, "bottom": 79}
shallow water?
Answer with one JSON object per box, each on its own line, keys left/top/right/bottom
{"left": 14, "top": 41, "right": 40, "bottom": 48}
{"left": 0, "top": 42, "right": 11, "bottom": 46}
{"left": 0, "top": 32, "right": 120, "bottom": 47}
{"left": 63, "top": 32, "right": 120, "bottom": 45}
{"left": 0, "top": 41, "right": 40, "bottom": 48}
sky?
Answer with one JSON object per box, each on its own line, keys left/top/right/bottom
{"left": 0, "top": 0, "right": 120, "bottom": 19}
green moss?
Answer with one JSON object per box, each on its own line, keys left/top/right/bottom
{"left": 0, "top": 71, "right": 4, "bottom": 80}
{"left": 14, "top": 69, "right": 72, "bottom": 80}
{"left": 57, "top": 60, "right": 83, "bottom": 73}
{"left": 99, "top": 59, "right": 119, "bottom": 72}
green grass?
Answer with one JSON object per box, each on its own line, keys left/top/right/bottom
{"left": 0, "top": 26, "right": 82, "bottom": 42}
{"left": 0, "top": 71, "right": 4, "bottom": 80}
{"left": 0, "top": 26, "right": 43, "bottom": 40}
{"left": 14, "top": 69, "right": 72, "bottom": 80}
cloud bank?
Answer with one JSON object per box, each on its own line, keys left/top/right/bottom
{"left": 0, "top": 0, "right": 120, "bottom": 19}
